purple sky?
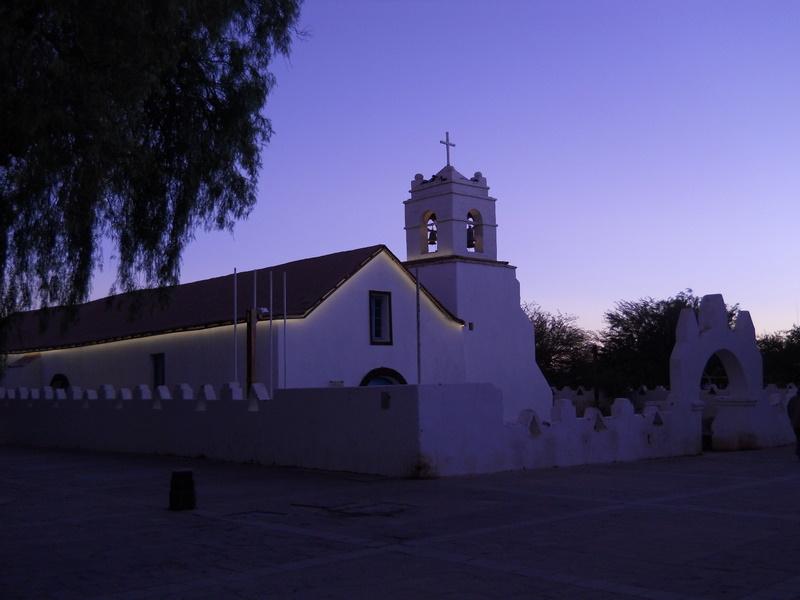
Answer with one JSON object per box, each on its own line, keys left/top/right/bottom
{"left": 94, "top": 0, "right": 800, "bottom": 333}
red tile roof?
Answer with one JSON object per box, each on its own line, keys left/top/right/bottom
{"left": 4, "top": 245, "right": 459, "bottom": 353}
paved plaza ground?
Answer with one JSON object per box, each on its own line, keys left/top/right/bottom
{"left": 1, "top": 444, "right": 799, "bottom": 599}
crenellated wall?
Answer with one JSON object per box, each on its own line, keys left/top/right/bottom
{"left": 0, "top": 382, "right": 429, "bottom": 477}
{"left": 552, "top": 385, "right": 672, "bottom": 416}
{"left": 2, "top": 292, "right": 794, "bottom": 476}
{"left": 0, "top": 381, "right": 705, "bottom": 476}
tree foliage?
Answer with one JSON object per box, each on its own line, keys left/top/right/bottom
{"left": 758, "top": 326, "right": 800, "bottom": 386}
{"left": 596, "top": 290, "right": 738, "bottom": 396}
{"left": 529, "top": 292, "right": 800, "bottom": 395}
{"left": 0, "top": 0, "right": 301, "bottom": 320}
{"left": 523, "top": 302, "right": 594, "bottom": 389}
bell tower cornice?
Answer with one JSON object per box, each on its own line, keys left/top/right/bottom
{"left": 405, "top": 165, "right": 491, "bottom": 201}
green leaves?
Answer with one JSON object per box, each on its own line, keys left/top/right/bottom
{"left": 0, "top": 0, "right": 301, "bottom": 321}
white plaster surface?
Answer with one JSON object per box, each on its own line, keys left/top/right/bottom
{"left": 0, "top": 382, "right": 704, "bottom": 477}
{"left": 0, "top": 250, "right": 466, "bottom": 398}
{"left": 670, "top": 294, "right": 795, "bottom": 450}
{"left": 403, "top": 167, "right": 552, "bottom": 422}
{"left": 279, "top": 250, "right": 466, "bottom": 390}
{"left": 413, "top": 259, "right": 552, "bottom": 422}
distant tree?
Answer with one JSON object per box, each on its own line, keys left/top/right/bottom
{"left": 0, "top": 1, "right": 302, "bottom": 324}
{"left": 523, "top": 302, "right": 594, "bottom": 389}
{"left": 759, "top": 326, "right": 800, "bottom": 386}
{"left": 596, "top": 290, "right": 738, "bottom": 397}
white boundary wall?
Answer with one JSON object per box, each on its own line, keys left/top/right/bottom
{"left": 0, "top": 382, "right": 708, "bottom": 476}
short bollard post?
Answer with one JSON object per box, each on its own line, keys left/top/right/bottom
{"left": 169, "top": 470, "right": 196, "bottom": 511}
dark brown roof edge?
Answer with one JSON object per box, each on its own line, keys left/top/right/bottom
{"left": 381, "top": 250, "right": 464, "bottom": 325}
{"left": 300, "top": 246, "right": 463, "bottom": 325}
{"left": 5, "top": 245, "right": 463, "bottom": 353}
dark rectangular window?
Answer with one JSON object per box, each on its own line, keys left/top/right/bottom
{"left": 369, "top": 291, "right": 392, "bottom": 345}
{"left": 151, "top": 353, "right": 165, "bottom": 388}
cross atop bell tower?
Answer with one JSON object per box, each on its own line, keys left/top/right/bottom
{"left": 403, "top": 158, "right": 498, "bottom": 262}
{"left": 439, "top": 131, "right": 455, "bottom": 166}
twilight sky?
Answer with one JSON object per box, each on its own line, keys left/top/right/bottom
{"left": 94, "top": 0, "right": 800, "bottom": 334}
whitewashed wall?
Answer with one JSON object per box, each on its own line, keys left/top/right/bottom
{"left": 0, "top": 384, "right": 423, "bottom": 476}
{"left": 669, "top": 295, "right": 795, "bottom": 450}
{"left": 279, "top": 250, "right": 466, "bottom": 389}
{"left": 414, "top": 259, "right": 552, "bottom": 421}
{"left": 0, "top": 383, "right": 708, "bottom": 477}
{"left": 3, "top": 325, "right": 244, "bottom": 391}
{"left": 0, "top": 251, "right": 467, "bottom": 394}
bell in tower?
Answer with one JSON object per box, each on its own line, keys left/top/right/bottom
{"left": 466, "top": 214, "right": 476, "bottom": 252}
{"left": 426, "top": 214, "right": 438, "bottom": 252}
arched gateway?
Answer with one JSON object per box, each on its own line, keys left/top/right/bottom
{"left": 669, "top": 294, "right": 762, "bottom": 406}
{"left": 666, "top": 294, "right": 791, "bottom": 450}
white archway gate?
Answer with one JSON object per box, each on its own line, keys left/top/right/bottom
{"left": 669, "top": 294, "right": 793, "bottom": 450}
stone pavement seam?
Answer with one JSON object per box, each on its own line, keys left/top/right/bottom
{"left": 739, "top": 574, "right": 800, "bottom": 600}
{"left": 402, "top": 545, "right": 705, "bottom": 600}
{"left": 100, "top": 545, "right": 397, "bottom": 600}
{"left": 464, "top": 471, "right": 800, "bottom": 515}
{"left": 190, "top": 509, "right": 383, "bottom": 548}
{"left": 409, "top": 503, "right": 624, "bottom": 546}
{"left": 630, "top": 502, "right": 800, "bottom": 523}
{"left": 627, "top": 473, "right": 800, "bottom": 505}
{"left": 4, "top": 447, "right": 800, "bottom": 600}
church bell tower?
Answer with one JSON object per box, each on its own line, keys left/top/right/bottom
{"left": 402, "top": 134, "right": 552, "bottom": 423}
{"left": 404, "top": 131, "right": 499, "bottom": 262}
{"left": 403, "top": 166, "right": 498, "bottom": 262}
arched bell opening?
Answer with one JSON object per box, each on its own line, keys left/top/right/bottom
{"left": 699, "top": 349, "right": 747, "bottom": 451}
{"left": 421, "top": 211, "right": 438, "bottom": 254}
{"left": 359, "top": 367, "right": 407, "bottom": 386}
{"left": 466, "top": 209, "right": 483, "bottom": 254}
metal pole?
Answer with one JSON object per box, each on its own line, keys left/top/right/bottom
{"left": 251, "top": 270, "right": 257, "bottom": 392}
{"left": 233, "top": 268, "right": 238, "bottom": 384}
{"left": 283, "top": 271, "right": 288, "bottom": 388}
{"left": 416, "top": 268, "right": 421, "bottom": 384}
{"left": 592, "top": 344, "right": 599, "bottom": 408}
{"left": 269, "top": 271, "right": 273, "bottom": 397}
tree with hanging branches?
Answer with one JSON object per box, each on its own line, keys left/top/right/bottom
{"left": 0, "top": 0, "right": 302, "bottom": 334}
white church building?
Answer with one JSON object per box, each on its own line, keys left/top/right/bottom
{"left": 2, "top": 162, "right": 552, "bottom": 422}
{"left": 1, "top": 151, "right": 792, "bottom": 476}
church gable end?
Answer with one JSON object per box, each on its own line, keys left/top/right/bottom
{"left": 3, "top": 245, "right": 459, "bottom": 354}
{"left": 4, "top": 246, "right": 386, "bottom": 353}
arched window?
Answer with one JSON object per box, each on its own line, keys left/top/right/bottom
{"left": 466, "top": 210, "right": 483, "bottom": 253}
{"left": 423, "top": 212, "right": 438, "bottom": 254}
{"left": 49, "top": 373, "right": 70, "bottom": 389}
{"left": 359, "top": 367, "right": 407, "bottom": 386}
